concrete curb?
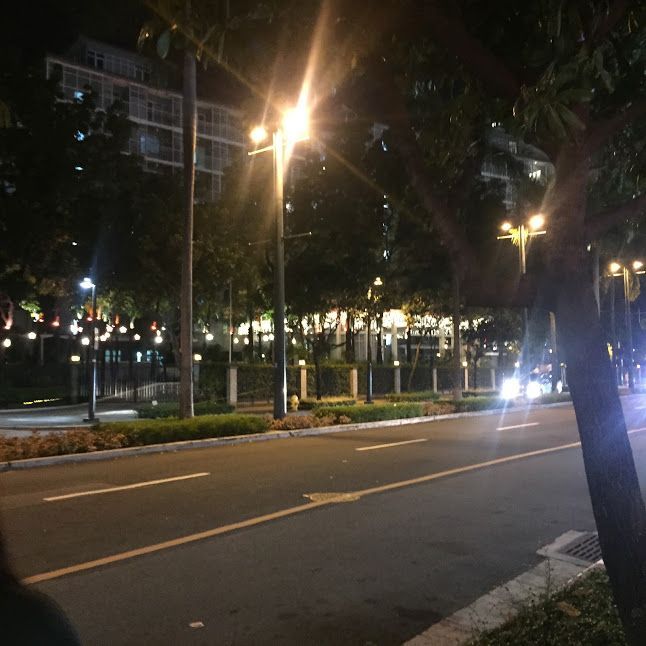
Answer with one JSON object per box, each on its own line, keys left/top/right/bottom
{"left": 0, "top": 400, "right": 574, "bottom": 472}
{"left": 403, "top": 531, "right": 603, "bottom": 645}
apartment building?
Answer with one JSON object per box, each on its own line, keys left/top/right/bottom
{"left": 46, "top": 37, "right": 245, "bottom": 201}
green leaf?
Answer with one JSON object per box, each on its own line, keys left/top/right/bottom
{"left": 556, "top": 104, "right": 586, "bottom": 131}
{"left": 156, "top": 29, "right": 171, "bottom": 59}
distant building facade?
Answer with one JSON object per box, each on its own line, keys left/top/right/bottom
{"left": 46, "top": 37, "right": 245, "bottom": 201}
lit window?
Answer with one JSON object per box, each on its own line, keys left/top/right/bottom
{"left": 73, "top": 90, "right": 84, "bottom": 101}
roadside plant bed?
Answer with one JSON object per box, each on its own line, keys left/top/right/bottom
{"left": 313, "top": 402, "right": 424, "bottom": 423}
{"left": 385, "top": 391, "right": 440, "bottom": 402}
{"left": 296, "top": 398, "right": 356, "bottom": 411}
{"left": 470, "top": 569, "right": 625, "bottom": 645}
{"left": 136, "top": 401, "right": 234, "bottom": 418}
{"left": 0, "top": 414, "right": 270, "bottom": 462}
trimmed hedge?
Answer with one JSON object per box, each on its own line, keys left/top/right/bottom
{"left": 136, "top": 400, "right": 234, "bottom": 419}
{"left": 385, "top": 391, "right": 440, "bottom": 402}
{"left": 314, "top": 402, "right": 424, "bottom": 423}
{"left": 297, "top": 398, "right": 356, "bottom": 410}
{"left": 97, "top": 414, "right": 269, "bottom": 445}
{"left": 0, "top": 414, "right": 270, "bottom": 462}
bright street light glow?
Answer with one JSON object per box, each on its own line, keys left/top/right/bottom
{"left": 373, "top": 276, "right": 383, "bottom": 287}
{"left": 500, "top": 221, "right": 512, "bottom": 232}
{"left": 633, "top": 260, "right": 644, "bottom": 271}
{"left": 119, "top": 326, "right": 127, "bottom": 334}
{"left": 205, "top": 332, "right": 214, "bottom": 341}
{"left": 249, "top": 125, "right": 268, "bottom": 145}
{"left": 133, "top": 333, "right": 141, "bottom": 341}
{"left": 27, "top": 332, "right": 37, "bottom": 340}
{"left": 282, "top": 105, "right": 309, "bottom": 141}
{"left": 79, "top": 277, "right": 95, "bottom": 290}
{"left": 81, "top": 336, "right": 90, "bottom": 346}
{"left": 610, "top": 261, "right": 622, "bottom": 274}
{"left": 70, "top": 355, "right": 81, "bottom": 363}
{"left": 2, "top": 338, "right": 11, "bottom": 348}
{"left": 193, "top": 353, "right": 202, "bottom": 362}
{"left": 154, "top": 336, "right": 163, "bottom": 344}
{"left": 528, "top": 213, "right": 545, "bottom": 230}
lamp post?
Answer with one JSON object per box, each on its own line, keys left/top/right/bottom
{"left": 497, "top": 214, "right": 546, "bottom": 370}
{"left": 365, "top": 277, "right": 383, "bottom": 404}
{"left": 80, "top": 277, "right": 98, "bottom": 422}
{"left": 249, "top": 104, "right": 309, "bottom": 419}
{"left": 609, "top": 260, "right": 644, "bottom": 392}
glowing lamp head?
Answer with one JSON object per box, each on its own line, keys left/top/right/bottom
{"left": 193, "top": 353, "right": 202, "bottom": 362}
{"left": 81, "top": 336, "right": 90, "bottom": 346}
{"left": 2, "top": 338, "right": 11, "bottom": 348}
{"left": 119, "top": 326, "right": 127, "bottom": 334}
{"left": 79, "top": 277, "right": 95, "bottom": 290}
{"left": 373, "top": 276, "right": 383, "bottom": 287}
{"left": 633, "top": 260, "right": 644, "bottom": 271}
{"left": 282, "top": 105, "right": 309, "bottom": 141}
{"left": 133, "top": 333, "right": 141, "bottom": 341}
{"left": 70, "top": 355, "right": 81, "bottom": 363}
{"left": 528, "top": 213, "right": 545, "bottom": 231}
{"left": 27, "top": 332, "right": 37, "bottom": 340}
{"left": 609, "top": 261, "right": 622, "bottom": 274}
{"left": 154, "top": 335, "right": 163, "bottom": 345}
{"left": 249, "top": 126, "right": 268, "bottom": 145}
{"left": 500, "top": 221, "right": 512, "bottom": 232}
{"left": 205, "top": 332, "right": 214, "bottom": 342}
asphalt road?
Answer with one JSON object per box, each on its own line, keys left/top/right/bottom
{"left": 3, "top": 398, "right": 646, "bottom": 645}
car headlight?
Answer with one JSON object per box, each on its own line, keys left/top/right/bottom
{"left": 501, "top": 378, "right": 520, "bottom": 399}
{"left": 526, "top": 381, "right": 542, "bottom": 400}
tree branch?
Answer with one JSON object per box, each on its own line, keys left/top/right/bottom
{"left": 586, "top": 97, "right": 646, "bottom": 153}
{"left": 588, "top": 0, "right": 629, "bottom": 46}
{"left": 423, "top": 1, "right": 521, "bottom": 100}
{"left": 585, "top": 193, "right": 646, "bottom": 240}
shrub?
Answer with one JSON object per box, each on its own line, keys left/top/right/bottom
{"left": 136, "top": 400, "right": 234, "bottom": 419}
{"left": 0, "top": 414, "right": 270, "bottom": 462}
{"left": 448, "top": 396, "right": 507, "bottom": 412}
{"left": 423, "top": 401, "right": 457, "bottom": 416}
{"left": 385, "top": 391, "right": 440, "bottom": 402}
{"left": 297, "top": 398, "right": 357, "bottom": 410}
{"left": 470, "top": 569, "right": 624, "bottom": 645}
{"left": 269, "top": 415, "right": 335, "bottom": 431}
{"left": 538, "top": 392, "right": 572, "bottom": 404}
{"left": 313, "top": 402, "right": 424, "bottom": 423}
{"left": 99, "top": 414, "right": 270, "bottom": 445}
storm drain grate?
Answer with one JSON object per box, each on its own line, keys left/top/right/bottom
{"left": 557, "top": 532, "right": 602, "bottom": 564}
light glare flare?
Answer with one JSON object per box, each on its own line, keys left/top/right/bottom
{"left": 250, "top": 125, "right": 268, "bottom": 145}
{"left": 528, "top": 214, "right": 545, "bottom": 231}
{"left": 610, "top": 261, "right": 622, "bottom": 274}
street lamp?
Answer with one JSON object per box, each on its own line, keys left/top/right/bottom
{"left": 248, "top": 103, "right": 310, "bottom": 419}
{"left": 79, "top": 276, "right": 98, "bottom": 422}
{"left": 609, "top": 260, "right": 644, "bottom": 392}
{"left": 365, "top": 277, "right": 383, "bottom": 404}
{"left": 497, "top": 214, "right": 547, "bottom": 370}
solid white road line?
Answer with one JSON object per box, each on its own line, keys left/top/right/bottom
{"left": 496, "top": 422, "right": 540, "bottom": 431}
{"left": 355, "top": 438, "right": 428, "bottom": 452}
{"left": 43, "top": 472, "right": 210, "bottom": 502}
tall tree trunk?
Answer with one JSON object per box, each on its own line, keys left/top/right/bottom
{"left": 179, "top": 48, "right": 196, "bottom": 419}
{"left": 345, "top": 313, "right": 354, "bottom": 362}
{"left": 376, "top": 315, "right": 383, "bottom": 364}
{"left": 548, "top": 146, "right": 646, "bottom": 644}
{"left": 452, "top": 273, "right": 462, "bottom": 401}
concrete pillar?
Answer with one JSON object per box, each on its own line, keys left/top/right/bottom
{"left": 333, "top": 323, "right": 344, "bottom": 361}
{"left": 300, "top": 366, "right": 307, "bottom": 400}
{"left": 464, "top": 367, "right": 469, "bottom": 391}
{"left": 490, "top": 368, "right": 496, "bottom": 390}
{"left": 391, "top": 322, "right": 398, "bottom": 362}
{"left": 227, "top": 365, "right": 238, "bottom": 406}
{"left": 432, "top": 367, "right": 438, "bottom": 393}
{"left": 350, "top": 368, "right": 358, "bottom": 400}
{"left": 439, "top": 328, "right": 446, "bottom": 358}
{"left": 394, "top": 366, "right": 401, "bottom": 393}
